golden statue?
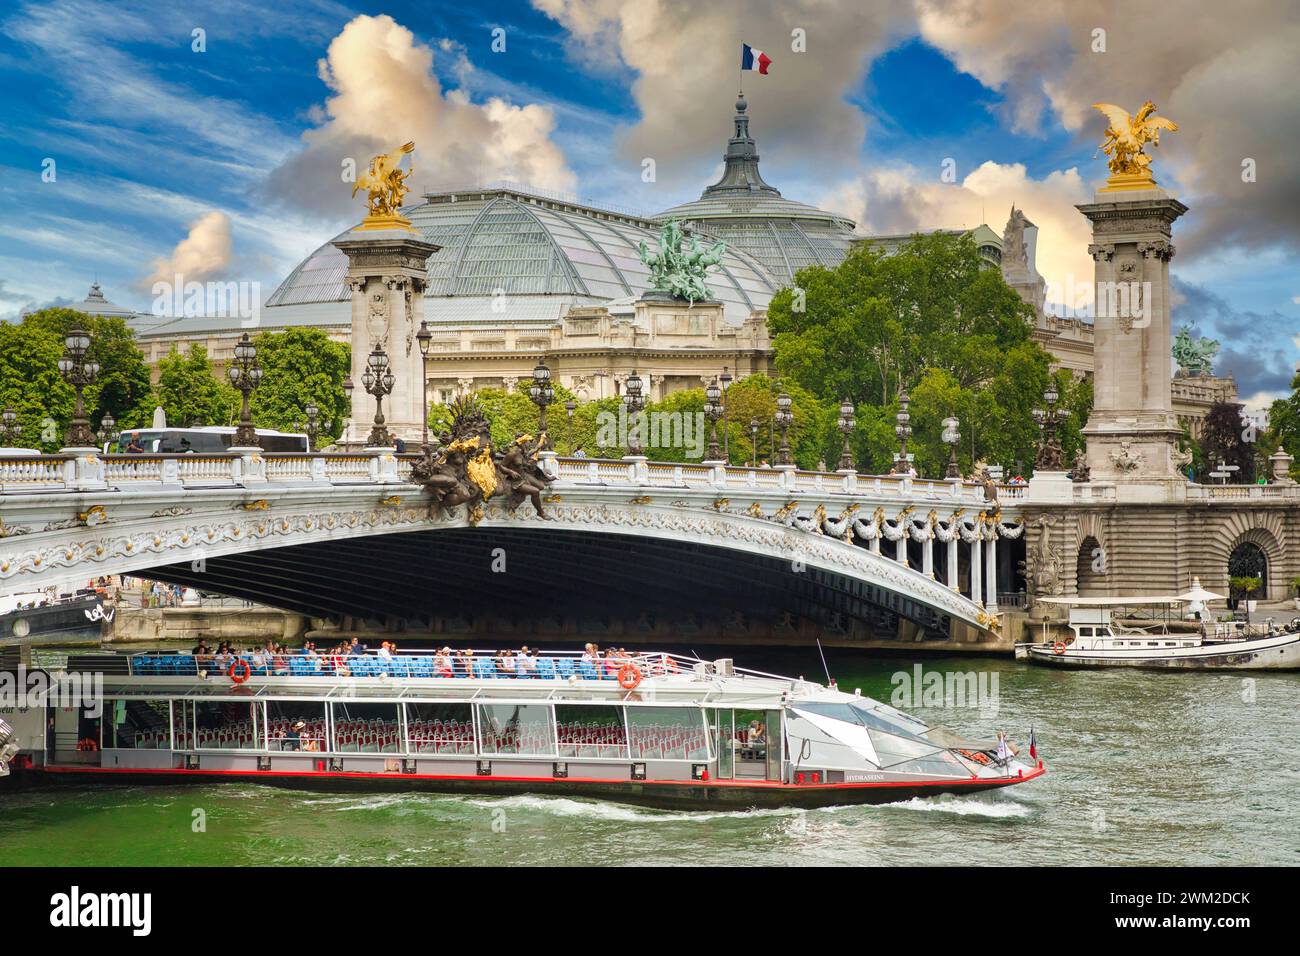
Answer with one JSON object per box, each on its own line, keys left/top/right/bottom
{"left": 353, "top": 141, "right": 416, "bottom": 229}
{"left": 1092, "top": 101, "right": 1178, "bottom": 191}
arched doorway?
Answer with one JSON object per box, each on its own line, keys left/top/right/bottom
{"left": 1227, "top": 541, "right": 1268, "bottom": 601}
{"left": 1076, "top": 536, "right": 1106, "bottom": 595}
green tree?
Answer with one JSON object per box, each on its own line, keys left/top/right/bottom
{"left": 1201, "top": 400, "right": 1255, "bottom": 482}
{"left": 768, "top": 231, "right": 1075, "bottom": 476}
{"left": 21, "top": 307, "right": 154, "bottom": 429}
{"left": 1266, "top": 369, "right": 1300, "bottom": 480}
{"left": 0, "top": 320, "right": 74, "bottom": 451}
{"left": 249, "top": 328, "right": 351, "bottom": 443}
{"left": 150, "top": 345, "right": 240, "bottom": 430}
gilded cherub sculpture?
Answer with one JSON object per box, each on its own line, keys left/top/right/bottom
{"left": 1092, "top": 101, "right": 1178, "bottom": 189}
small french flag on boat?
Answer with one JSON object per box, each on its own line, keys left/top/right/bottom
{"left": 741, "top": 43, "right": 772, "bottom": 75}
{"left": 1029, "top": 727, "right": 1038, "bottom": 760}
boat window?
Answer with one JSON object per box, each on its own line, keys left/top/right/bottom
{"left": 555, "top": 705, "right": 627, "bottom": 758}
{"left": 406, "top": 703, "right": 474, "bottom": 755}
{"left": 625, "top": 706, "right": 708, "bottom": 761}
{"left": 477, "top": 703, "right": 555, "bottom": 756}
{"left": 796, "top": 700, "right": 932, "bottom": 744}
{"left": 332, "top": 702, "right": 401, "bottom": 754}
{"left": 105, "top": 699, "right": 170, "bottom": 749}
{"left": 185, "top": 700, "right": 259, "bottom": 750}
{"left": 1079, "top": 627, "right": 1093, "bottom": 637}
{"left": 266, "top": 701, "right": 326, "bottom": 752}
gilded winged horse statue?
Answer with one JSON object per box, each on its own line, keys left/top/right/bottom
{"left": 353, "top": 141, "right": 415, "bottom": 219}
{"left": 1092, "top": 101, "right": 1178, "bottom": 183}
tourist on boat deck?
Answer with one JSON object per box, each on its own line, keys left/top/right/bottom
{"left": 377, "top": 641, "right": 393, "bottom": 660}
{"left": 284, "top": 720, "right": 305, "bottom": 751}
{"left": 747, "top": 721, "right": 765, "bottom": 745}
{"left": 996, "top": 731, "right": 1010, "bottom": 768}
{"left": 518, "top": 647, "right": 537, "bottom": 676}
{"left": 434, "top": 648, "right": 453, "bottom": 677}
{"left": 497, "top": 649, "right": 517, "bottom": 675}
{"left": 348, "top": 638, "right": 364, "bottom": 656}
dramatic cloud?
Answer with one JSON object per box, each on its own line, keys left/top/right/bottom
{"left": 266, "top": 14, "right": 576, "bottom": 220}
{"left": 913, "top": 0, "right": 1300, "bottom": 259}
{"left": 822, "top": 160, "right": 1095, "bottom": 306}
{"left": 1171, "top": 276, "right": 1298, "bottom": 411}
{"left": 533, "top": 0, "right": 912, "bottom": 198}
{"left": 142, "top": 212, "right": 234, "bottom": 289}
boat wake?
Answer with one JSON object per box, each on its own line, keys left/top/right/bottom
{"left": 879, "top": 794, "right": 1034, "bottom": 819}
{"left": 461, "top": 794, "right": 808, "bottom": 823}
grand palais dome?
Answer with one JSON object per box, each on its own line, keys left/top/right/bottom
{"left": 264, "top": 95, "right": 857, "bottom": 332}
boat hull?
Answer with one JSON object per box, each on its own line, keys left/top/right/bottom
{"left": 1022, "top": 632, "right": 1300, "bottom": 671}
{"left": 16, "top": 762, "right": 1046, "bottom": 811}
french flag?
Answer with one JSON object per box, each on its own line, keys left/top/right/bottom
{"left": 741, "top": 43, "right": 771, "bottom": 75}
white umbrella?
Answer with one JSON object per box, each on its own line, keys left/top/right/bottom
{"left": 1178, "top": 576, "right": 1225, "bottom": 603}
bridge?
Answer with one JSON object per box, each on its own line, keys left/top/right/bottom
{"left": 0, "top": 450, "right": 1025, "bottom": 646}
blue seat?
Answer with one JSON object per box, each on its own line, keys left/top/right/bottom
{"left": 388, "top": 658, "right": 408, "bottom": 678}
{"left": 353, "top": 657, "right": 373, "bottom": 677}
{"left": 577, "top": 661, "right": 598, "bottom": 681}
{"left": 555, "top": 658, "right": 575, "bottom": 679}
{"left": 413, "top": 657, "right": 433, "bottom": 678}
{"left": 536, "top": 658, "right": 557, "bottom": 680}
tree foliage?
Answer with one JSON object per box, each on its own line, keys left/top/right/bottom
{"left": 1201, "top": 400, "right": 1255, "bottom": 482}
{"left": 767, "top": 232, "right": 1085, "bottom": 476}
{"left": 249, "top": 328, "right": 351, "bottom": 443}
{"left": 150, "top": 345, "right": 240, "bottom": 430}
{"left": 1266, "top": 369, "right": 1300, "bottom": 480}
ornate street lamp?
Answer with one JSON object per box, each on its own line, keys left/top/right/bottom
{"left": 749, "top": 417, "right": 760, "bottom": 466}
{"left": 891, "top": 391, "right": 913, "bottom": 475}
{"left": 416, "top": 320, "right": 432, "bottom": 451}
{"left": 304, "top": 402, "right": 319, "bottom": 452}
{"left": 704, "top": 377, "right": 723, "bottom": 462}
{"left": 97, "top": 412, "right": 118, "bottom": 449}
{"left": 941, "top": 416, "right": 961, "bottom": 479}
{"left": 0, "top": 406, "right": 19, "bottom": 445}
{"left": 837, "top": 397, "right": 856, "bottom": 472}
{"left": 719, "top": 365, "right": 733, "bottom": 462}
{"left": 623, "top": 371, "right": 645, "bottom": 457}
{"left": 774, "top": 389, "right": 793, "bottom": 466}
{"left": 58, "top": 321, "right": 100, "bottom": 448}
{"left": 1033, "top": 383, "right": 1069, "bottom": 470}
{"left": 226, "top": 332, "right": 262, "bottom": 448}
{"left": 564, "top": 399, "right": 577, "bottom": 454}
{"left": 529, "top": 359, "right": 555, "bottom": 449}
{"left": 360, "top": 346, "right": 396, "bottom": 447}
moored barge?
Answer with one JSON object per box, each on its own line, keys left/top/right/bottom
{"left": 1, "top": 649, "right": 1045, "bottom": 809}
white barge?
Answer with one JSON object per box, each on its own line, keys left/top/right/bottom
{"left": 0, "top": 649, "right": 1044, "bottom": 809}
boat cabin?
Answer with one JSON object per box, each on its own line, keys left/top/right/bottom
{"left": 1066, "top": 608, "right": 1199, "bottom": 651}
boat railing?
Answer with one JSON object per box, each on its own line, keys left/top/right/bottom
{"left": 124, "top": 648, "right": 729, "bottom": 682}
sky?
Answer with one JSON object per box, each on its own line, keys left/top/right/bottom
{"left": 1, "top": 0, "right": 1296, "bottom": 410}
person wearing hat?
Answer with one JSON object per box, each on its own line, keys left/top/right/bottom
{"left": 285, "top": 720, "right": 305, "bottom": 751}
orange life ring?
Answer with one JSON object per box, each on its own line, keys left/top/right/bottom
{"left": 617, "top": 662, "right": 642, "bottom": 690}
{"left": 229, "top": 659, "right": 252, "bottom": 683}
{"left": 1052, "top": 641, "right": 1067, "bottom": 656}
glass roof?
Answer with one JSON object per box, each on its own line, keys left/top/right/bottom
{"left": 265, "top": 189, "right": 779, "bottom": 325}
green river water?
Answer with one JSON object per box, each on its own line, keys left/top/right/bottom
{"left": 1, "top": 651, "right": 1295, "bottom": 866}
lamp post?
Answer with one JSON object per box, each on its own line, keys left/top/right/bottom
{"left": 704, "top": 377, "right": 723, "bottom": 462}
{"left": 1032, "top": 383, "right": 1069, "bottom": 470}
{"left": 836, "top": 397, "right": 856, "bottom": 472}
{"left": 0, "top": 406, "right": 19, "bottom": 445}
{"left": 623, "top": 371, "right": 645, "bottom": 457}
{"left": 719, "top": 365, "right": 733, "bottom": 462}
{"left": 342, "top": 376, "right": 354, "bottom": 446}
{"left": 58, "top": 321, "right": 100, "bottom": 448}
{"left": 891, "top": 391, "right": 913, "bottom": 475}
{"left": 749, "top": 417, "right": 759, "bottom": 466}
{"left": 941, "top": 416, "right": 961, "bottom": 479}
{"left": 416, "top": 320, "right": 432, "bottom": 452}
{"left": 360, "top": 346, "right": 396, "bottom": 448}
{"left": 305, "top": 403, "right": 319, "bottom": 452}
{"left": 96, "top": 412, "right": 118, "bottom": 449}
{"left": 774, "top": 389, "right": 793, "bottom": 466}
{"left": 564, "top": 399, "right": 577, "bottom": 454}
{"left": 529, "top": 359, "right": 555, "bottom": 449}
{"left": 225, "top": 332, "right": 262, "bottom": 448}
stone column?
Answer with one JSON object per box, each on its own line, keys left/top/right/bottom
{"left": 985, "top": 533, "right": 999, "bottom": 612}
{"left": 1077, "top": 187, "right": 1188, "bottom": 494}
{"left": 946, "top": 535, "right": 959, "bottom": 591}
{"left": 922, "top": 533, "right": 934, "bottom": 578}
{"left": 971, "top": 534, "right": 983, "bottom": 606}
{"left": 894, "top": 533, "right": 907, "bottom": 565}
{"left": 332, "top": 226, "right": 441, "bottom": 446}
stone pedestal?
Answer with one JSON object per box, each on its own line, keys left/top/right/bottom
{"left": 332, "top": 225, "right": 441, "bottom": 445}
{"left": 1077, "top": 187, "right": 1187, "bottom": 493}
{"left": 1026, "top": 470, "right": 1073, "bottom": 503}
{"left": 60, "top": 448, "right": 105, "bottom": 491}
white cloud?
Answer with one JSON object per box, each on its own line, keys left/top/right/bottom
{"left": 143, "top": 212, "right": 233, "bottom": 288}
{"left": 267, "top": 14, "right": 576, "bottom": 219}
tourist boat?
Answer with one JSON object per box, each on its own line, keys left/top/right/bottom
{"left": 1015, "top": 598, "right": 1300, "bottom": 671}
{"left": 0, "top": 649, "right": 1045, "bottom": 808}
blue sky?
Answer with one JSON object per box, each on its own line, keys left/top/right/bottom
{"left": 1, "top": 0, "right": 1295, "bottom": 407}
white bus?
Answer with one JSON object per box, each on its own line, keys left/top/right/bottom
{"left": 106, "top": 427, "right": 310, "bottom": 454}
